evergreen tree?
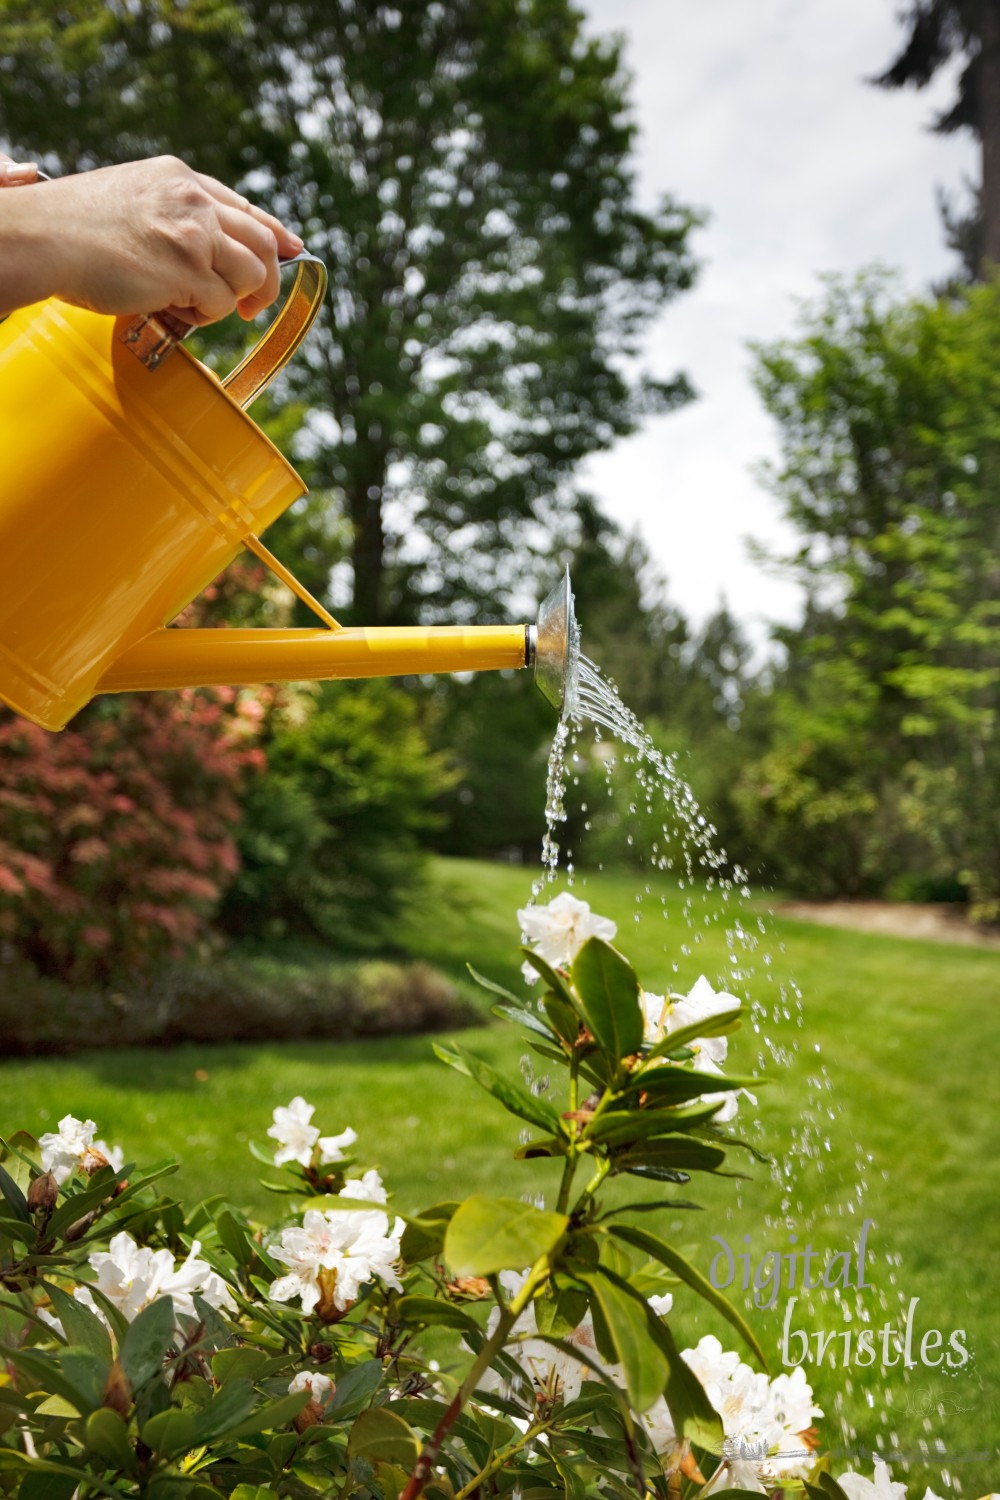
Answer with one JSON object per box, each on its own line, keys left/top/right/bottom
{"left": 872, "top": 0, "right": 1000, "bottom": 274}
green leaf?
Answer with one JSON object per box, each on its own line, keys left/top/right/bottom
{"left": 587, "top": 1103, "right": 721, "bottom": 1148}
{"left": 518, "top": 948, "right": 580, "bottom": 1011}
{"left": 1, "top": 1134, "right": 38, "bottom": 1198}
{"left": 571, "top": 938, "right": 643, "bottom": 1061}
{"left": 224, "top": 1389, "right": 310, "bottom": 1441}
{"left": 491, "top": 1002, "right": 555, "bottom": 1040}
{"left": 46, "top": 1167, "right": 129, "bottom": 1241}
{"left": 610, "top": 1138, "right": 728, "bottom": 1179}
{"left": 141, "top": 1407, "right": 197, "bottom": 1458}
{"left": 805, "top": 1480, "right": 851, "bottom": 1500}
{"left": 644, "top": 1008, "right": 743, "bottom": 1059}
{"left": 59, "top": 1348, "right": 107, "bottom": 1414}
{"left": 41, "top": 1282, "right": 113, "bottom": 1367}
{"left": 645, "top": 1311, "right": 723, "bottom": 1449}
{"left": 703, "top": 1492, "right": 776, "bottom": 1500}
{"left": 34, "top": 1395, "right": 80, "bottom": 1419}
{"left": 395, "top": 1296, "right": 482, "bottom": 1333}
{"left": 18, "top": 1472, "right": 79, "bottom": 1500}
{"left": 119, "top": 1297, "right": 175, "bottom": 1391}
{"left": 624, "top": 1064, "right": 757, "bottom": 1107}
{"left": 542, "top": 992, "right": 582, "bottom": 1046}
{"left": 400, "top": 1201, "right": 458, "bottom": 1263}
{"left": 192, "top": 1291, "right": 236, "bottom": 1350}
{"left": 467, "top": 964, "right": 528, "bottom": 1008}
{"left": 1, "top": 1348, "right": 97, "bottom": 1415}
{"left": 432, "top": 1043, "right": 564, "bottom": 1136}
{"left": 533, "top": 1281, "right": 589, "bottom": 1339}
{"left": 0, "top": 1453, "right": 124, "bottom": 1500}
{"left": 0, "top": 1163, "right": 30, "bottom": 1223}
{"left": 573, "top": 1267, "right": 668, "bottom": 1412}
{"left": 211, "top": 1347, "right": 271, "bottom": 1385}
{"left": 190, "top": 1378, "right": 257, "bottom": 1443}
{"left": 347, "top": 1407, "right": 420, "bottom": 1468}
{"left": 85, "top": 1408, "right": 136, "bottom": 1472}
{"left": 229, "top": 1487, "right": 281, "bottom": 1500}
{"left": 608, "top": 1224, "right": 767, "bottom": 1368}
{"left": 445, "top": 1195, "right": 568, "bottom": 1278}
{"left": 325, "top": 1359, "right": 383, "bottom": 1421}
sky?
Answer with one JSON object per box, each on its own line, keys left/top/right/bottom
{"left": 574, "top": 0, "right": 979, "bottom": 647}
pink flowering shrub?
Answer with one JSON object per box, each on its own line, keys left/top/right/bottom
{"left": 0, "top": 691, "right": 264, "bottom": 985}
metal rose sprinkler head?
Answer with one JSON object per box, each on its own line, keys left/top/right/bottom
{"left": 527, "top": 567, "right": 578, "bottom": 718}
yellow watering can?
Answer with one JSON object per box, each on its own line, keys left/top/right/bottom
{"left": 0, "top": 256, "right": 575, "bottom": 732}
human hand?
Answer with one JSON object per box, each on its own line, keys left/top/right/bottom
{"left": 0, "top": 151, "right": 39, "bottom": 187}
{"left": 27, "top": 156, "right": 304, "bottom": 324}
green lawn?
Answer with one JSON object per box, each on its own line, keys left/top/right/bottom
{"left": 2, "top": 857, "right": 998, "bottom": 1492}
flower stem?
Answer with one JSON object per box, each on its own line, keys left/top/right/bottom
{"left": 398, "top": 1259, "right": 551, "bottom": 1500}
{"left": 452, "top": 1416, "right": 553, "bottom": 1500}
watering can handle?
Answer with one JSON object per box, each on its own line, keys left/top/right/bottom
{"left": 117, "top": 253, "right": 328, "bottom": 408}
{"left": 221, "top": 252, "right": 328, "bottom": 410}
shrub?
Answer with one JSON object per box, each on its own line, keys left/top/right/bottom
{"left": 221, "top": 680, "right": 456, "bottom": 951}
{"left": 0, "top": 692, "right": 262, "bottom": 986}
{"left": 0, "top": 954, "right": 474, "bottom": 1055}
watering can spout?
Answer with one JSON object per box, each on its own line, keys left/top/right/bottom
{"left": 97, "top": 571, "right": 577, "bottom": 711}
{"left": 528, "top": 567, "right": 577, "bottom": 718}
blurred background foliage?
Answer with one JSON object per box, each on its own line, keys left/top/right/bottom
{"left": 0, "top": 0, "right": 998, "bottom": 1014}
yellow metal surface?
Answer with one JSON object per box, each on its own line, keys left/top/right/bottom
{"left": 0, "top": 298, "right": 306, "bottom": 730}
{"left": 0, "top": 297, "right": 530, "bottom": 732}
{"left": 98, "top": 625, "right": 529, "bottom": 692}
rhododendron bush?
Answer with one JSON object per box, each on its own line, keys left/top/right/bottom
{"left": 0, "top": 905, "right": 966, "bottom": 1498}
{"left": 0, "top": 692, "right": 262, "bottom": 985}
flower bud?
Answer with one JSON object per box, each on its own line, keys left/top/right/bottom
{"left": 81, "top": 1146, "right": 110, "bottom": 1177}
{"left": 445, "top": 1276, "right": 491, "bottom": 1300}
{"left": 294, "top": 1400, "right": 327, "bottom": 1433}
{"left": 102, "top": 1359, "right": 132, "bottom": 1416}
{"left": 27, "top": 1170, "right": 58, "bottom": 1213}
{"left": 64, "top": 1208, "right": 99, "bottom": 1241}
{"left": 308, "top": 1342, "right": 333, "bottom": 1365}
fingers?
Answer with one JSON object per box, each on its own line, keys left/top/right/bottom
{"left": 0, "top": 156, "right": 38, "bottom": 187}
{"left": 195, "top": 169, "right": 304, "bottom": 260}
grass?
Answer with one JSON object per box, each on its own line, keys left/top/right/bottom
{"left": 2, "top": 856, "right": 998, "bottom": 1491}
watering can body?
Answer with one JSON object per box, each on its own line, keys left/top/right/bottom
{"left": 0, "top": 293, "right": 309, "bottom": 730}
{"left": 0, "top": 260, "right": 566, "bottom": 732}
{"left": 0, "top": 272, "right": 533, "bottom": 732}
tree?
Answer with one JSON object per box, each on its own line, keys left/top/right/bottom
{"left": 746, "top": 271, "right": 1000, "bottom": 915}
{"left": 872, "top": 0, "right": 1000, "bottom": 274}
{"left": 0, "top": 0, "right": 699, "bottom": 627}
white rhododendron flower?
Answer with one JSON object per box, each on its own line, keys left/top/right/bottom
{"left": 269, "top": 1202, "right": 404, "bottom": 1315}
{"left": 676, "top": 1335, "right": 821, "bottom": 1484}
{"left": 289, "top": 1370, "right": 334, "bottom": 1403}
{"left": 318, "top": 1126, "right": 358, "bottom": 1165}
{"left": 836, "top": 1459, "right": 933, "bottom": 1500}
{"left": 667, "top": 975, "right": 739, "bottom": 1064}
{"left": 39, "top": 1115, "right": 98, "bottom": 1185}
{"left": 641, "top": 978, "right": 753, "bottom": 1122}
{"left": 267, "top": 1097, "right": 356, "bottom": 1169}
{"left": 518, "top": 892, "right": 617, "bottom": 982}
{"left": 339, "top": 1168, "right": 387, "bottom": 1204}
{"left": 75, "top": 1230, "right": 236, "bottom": 1328}
{"left": 268, "top": 1097, "right": 320, "bottom": 1167}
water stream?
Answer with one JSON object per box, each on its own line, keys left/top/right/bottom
{"left": 519, "top": 643, "right": 963, "bottom": 1487}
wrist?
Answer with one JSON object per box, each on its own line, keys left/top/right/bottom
{"left": 0, "top": 184, "right": 69, "bottom": 314}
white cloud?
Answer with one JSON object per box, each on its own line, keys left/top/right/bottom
{"left": 575, "top": 0, "right": 979, "bottom": 649}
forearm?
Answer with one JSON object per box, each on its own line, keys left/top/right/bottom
{"left": 0, "top": 185, "right": 66, "bottom": 315}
